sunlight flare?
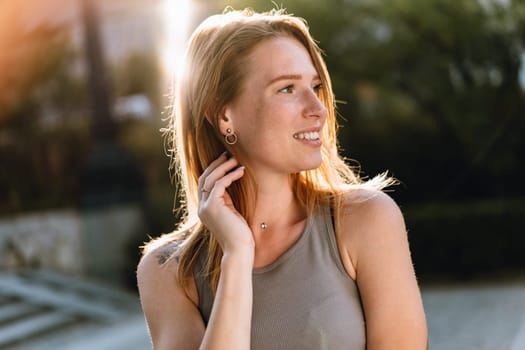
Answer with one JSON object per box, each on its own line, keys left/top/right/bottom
{"left": 162, "top": 0, "right": 192, "bottom": 82}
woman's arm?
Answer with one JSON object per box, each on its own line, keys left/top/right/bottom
{"left": 137, "top": 248, "right": 205, "bottom": 349}
{"left": 200, "top": 250, "right": 253, "bottom": 349}
{"left": 137, "top": 154, "right": 254, "bottom": 350}
{"left": 338, "top": 190, "right": 428, "bottom": 350}
{"left": 197, "top": 154, "right": 254, "bottom": 349}
{"left": 137, "top": 243, "right": 253, "bottom": 350}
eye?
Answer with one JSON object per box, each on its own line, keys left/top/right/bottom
{"left": 313, "top": 83, "right": 323, "bottom": 95}
{"left": 278, "top": 85, "right": 294, "bottom": 94}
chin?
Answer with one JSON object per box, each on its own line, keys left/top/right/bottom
{"left": 299, "top": 158, "right": 323, "bottom": 172}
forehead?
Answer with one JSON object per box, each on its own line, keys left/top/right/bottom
{"left": 243, "top": 36, "right": 318, "bottom": 83}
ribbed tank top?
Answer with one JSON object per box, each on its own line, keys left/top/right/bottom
{"left": 193, "top": 204, "right": 366, "bottom": 350}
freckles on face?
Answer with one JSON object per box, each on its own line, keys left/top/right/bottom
{"left": 226, "top": 36, "right": 326, "bottom": 171}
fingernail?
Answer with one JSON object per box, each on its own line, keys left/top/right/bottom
{"left": 238, "top": 166, "right": 245, "bottom": 171}
{"left": 221, "top": 151, "right": 228, "bottom": 158}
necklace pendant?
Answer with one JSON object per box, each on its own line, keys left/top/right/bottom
{"left": 260, "top": 222, "right": 267, "bottom": 230}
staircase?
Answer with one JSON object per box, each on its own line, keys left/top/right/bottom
{"left": 0, "top": 270, "right": 150, "bottom": 350}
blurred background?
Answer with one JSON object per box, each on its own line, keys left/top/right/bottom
{"left": 1, "top": 0, "right": 524, "bottom": 348}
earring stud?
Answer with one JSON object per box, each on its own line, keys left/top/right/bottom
{"left": 225, "top": 128, "right": 238, "bottom": 145}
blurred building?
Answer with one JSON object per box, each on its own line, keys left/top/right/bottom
{"left": 18, "top": 0, "right": 165, "bottom": 64}
{"left": 0, "top": 0, "right": 221, "bottom": 280}
{"left": 0, "top": 0, "right": 166, "bottom": 276}
{"left": 0, "top": 2, "right": 177, "bottom": 347}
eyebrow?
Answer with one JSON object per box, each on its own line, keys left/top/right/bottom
{"left": 268, "top": 74, "right": 302, "bottom": 85}
{"left": 267, "top": 74, "right": 320, "bottom": 86}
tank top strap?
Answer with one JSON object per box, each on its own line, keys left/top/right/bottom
{"left": 193, "top": 247, "right": 213, "bottom": 325}
{"left": 317, "top": 202, "right": 353, "bottom": 277}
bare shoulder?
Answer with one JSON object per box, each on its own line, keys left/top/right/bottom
{"left": 137, "top": 241, "right": 204, "bottom": 349}
{"left": 139, "top": 240, "right": 181, "bottom": 269}
{"left": 137, "top": 239, "right": 200, "bottom": 306}
{"left": 337, "top": 188, "right": 407, "bottom": 269}
{"left": 339, "top": 188, "right": 405, "bottom": 233}
{"left": 137, "top": 240, "right": 191, "bottom": 313}
{"left": 137, "top": 240, "right": 181, "bottom": 287}
{"left": 338, "top": 188, "right": 428, "bottom": 348}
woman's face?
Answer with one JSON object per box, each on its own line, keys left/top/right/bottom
{"left": 222, "top": 35, "right": 327, "bottom": 176}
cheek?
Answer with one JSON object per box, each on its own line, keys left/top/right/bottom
{"left": 260, "top": 99, "right": 297, "bottom": 126}
{"left": 238, "top": 101, "right": 270, "bottom": 134}
{"left": 253, "top": 105, "right": 288, "bottom": 141}
{"left": 235, "top": 98, "right": 297, "bottom": 143}
{"left": 239, "top": 104, "right": 264, "bottom": 137}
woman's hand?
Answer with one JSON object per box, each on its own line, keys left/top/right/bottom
{"left": 197, "top": 153, "right": 254, "bottom": 349}
{"left": 198, "top": 153, "right": 254, "bottom": 255}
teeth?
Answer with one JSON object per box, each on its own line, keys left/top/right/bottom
{"left": 294, "top": 131, "right": 320, "bottom": 140}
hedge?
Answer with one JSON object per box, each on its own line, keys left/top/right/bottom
{"left": 404, "top": 198, "right": 525, "bottom": 281}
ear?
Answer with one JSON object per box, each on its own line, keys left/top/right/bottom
{"left": 218, "top": 106, "right": 234, "bottom": 136}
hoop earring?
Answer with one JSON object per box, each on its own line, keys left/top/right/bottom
{"left": 224, "top": 128, "right": 238, "bottom": 145}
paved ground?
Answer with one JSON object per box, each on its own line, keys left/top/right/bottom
{"left": 422, "top": 279, "right": 525, "bottom": 350}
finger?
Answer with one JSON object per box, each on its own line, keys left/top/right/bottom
{"left": 202, "top": 157, "right": 239, "bottom": 194}
{"left": 200, "top": 187, "right": 212, "bottom": 199}
{"left": 208, "top": 166, "right": 245, "bottom": 199}
{"left": 198, "top": 152, "right": 228, "bottom": 192}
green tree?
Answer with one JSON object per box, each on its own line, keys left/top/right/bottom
{"left": 221, "top": 0, "right": 525, "bottom": 202}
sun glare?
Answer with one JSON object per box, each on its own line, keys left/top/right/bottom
{"left": 162, "top": 0, "right": 192, "bottom": 84}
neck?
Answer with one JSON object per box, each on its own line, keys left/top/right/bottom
{"left": 247, "top": 174, "right": 304, "bottom": 237}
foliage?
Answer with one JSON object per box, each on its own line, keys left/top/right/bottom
{"left": 221, "top": 0, "right": 525, "bottom": 203}
{"left": 0, "top": 19, "right": 91, "bottom": 213}
{"left": 2, "top": 0, "right": 525, "bottom": 280}
{"left": 405, "top": 198, "right": 525, "bottom": 280}
{"left": 213, "top": 0, "right": 525, "bottom": 278}
{"left": 112, "top": 52, "right": 163, "bottom": 113}
{"left": 0, "top": 21, "right": 74, "bottom": 124}
{"left": 0, "top": 23, "right": 170, "bottom": 219}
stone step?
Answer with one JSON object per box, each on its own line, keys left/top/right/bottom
{"left": 18, "top": 270, "right": 139, "bottom": 308}
{"left": 0, "top": 310, "right": 76, "bottom": 348}
{"left": 0, "top": 270, "right": 146, "bottom": 349}
{"left": 0, "top": 273, "right": 130, "bottom": 321}
{"left": 0, "top": 301, "right": 41, "bottom": 324}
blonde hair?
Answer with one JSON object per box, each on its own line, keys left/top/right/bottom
{"left": 143, "top": 8, "right": 393, "bottom": 294}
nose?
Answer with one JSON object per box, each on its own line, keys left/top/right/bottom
{"left": 303, "top": 89, "right": 327, "bottom": 121}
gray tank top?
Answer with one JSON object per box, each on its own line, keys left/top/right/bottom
{"left": 193, "top": 204, "right": 366, "bottom": 350}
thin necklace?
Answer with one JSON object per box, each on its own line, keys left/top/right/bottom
{"left": 259, "top": 200, "right": 295, "bottom": 231}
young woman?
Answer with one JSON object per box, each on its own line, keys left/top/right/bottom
{"left": 137, "top": 8, "right": 427, "bottom": 350}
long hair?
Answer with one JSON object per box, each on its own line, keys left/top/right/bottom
{"left": 143, "top": 8, "right": 394, "bottom": 294}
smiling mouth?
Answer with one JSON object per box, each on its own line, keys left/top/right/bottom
{"left": 293, "top": 131, "right": 320, "bottom": 140}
